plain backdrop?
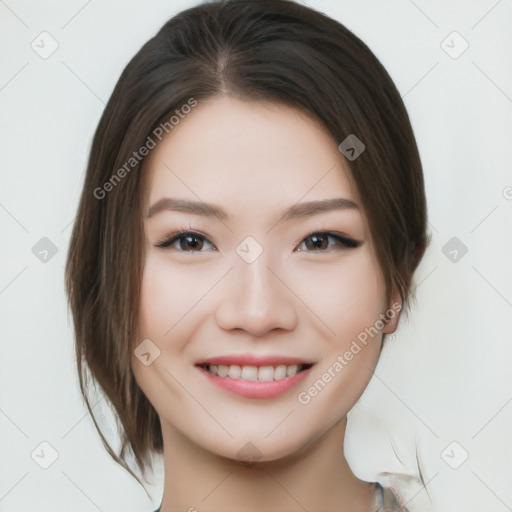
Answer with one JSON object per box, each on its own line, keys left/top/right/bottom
{"left": 1, "top": 1, "right": 511, "bottom": 511}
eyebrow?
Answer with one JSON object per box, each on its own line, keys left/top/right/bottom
{"left": 146, "top": 197, "right": 359, "bottom": 222}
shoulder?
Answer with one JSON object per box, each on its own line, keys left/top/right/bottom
{"left": 372, "top": 472, "right": 432, "bottom": 512}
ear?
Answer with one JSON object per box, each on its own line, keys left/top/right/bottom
{"left": 382, "top": 288, "right": 403, "bottom": 334}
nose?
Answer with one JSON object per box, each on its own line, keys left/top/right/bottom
{"left": 215, "top": 252, "right": 298, "bottom": 337}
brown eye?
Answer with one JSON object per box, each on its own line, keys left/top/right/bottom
{"left": 296, "top": 232, "right": 360, "bottom": 252}
{"left": 155, "top": 231, "right": 215, "bottom": 252}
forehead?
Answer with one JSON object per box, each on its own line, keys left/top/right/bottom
{"left": 142, "top": 96, "right": 363, "bottom": 220}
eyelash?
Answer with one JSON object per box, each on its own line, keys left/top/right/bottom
{"left": 154, "top": 230, "right": 361, "bottom": 252}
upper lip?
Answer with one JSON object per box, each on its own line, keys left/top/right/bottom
{"left": 195, "top": 355, "right": 315, "bottom": 367}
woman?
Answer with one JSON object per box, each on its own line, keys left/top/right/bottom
{"left": 65, "top": 1, "right": 431, "bottom": 510}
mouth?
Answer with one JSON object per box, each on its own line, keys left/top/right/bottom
{"left": 195, "top": 356, "right": 315, "bottom": 399}
{"left": 197, "top": 362, "right": 313, "bottom": 381}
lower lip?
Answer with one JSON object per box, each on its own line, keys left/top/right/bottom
{"left": 197, "top": 366, "right": 312, "bottom": 399}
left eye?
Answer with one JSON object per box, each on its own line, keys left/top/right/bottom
{"left": 295, "top": 232, "right": 360, "bottom": 252}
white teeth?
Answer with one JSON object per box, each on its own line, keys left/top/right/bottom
{"left": 241, "top": 365, "right": 258, "bottom": 381}
{"left": 217, "top": 365, "right": 228, "bottom": 377}
{"left": 227, "top": 365, "right": 241, "bottom": 378}
{"left": 274, "top": 364, "right": 287, "bottom": 380}
{"left": 258, "top": 366, "right": 274, "bottom": 382}
{"left": 204, "top": 363, "right": 308, "bottom": 381}
{"left": 286, "top": 364, "right": 298, "bottom": 376}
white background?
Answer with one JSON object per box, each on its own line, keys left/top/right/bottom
{"left": 1, "top": 1, "right": 511, "bottom": 511}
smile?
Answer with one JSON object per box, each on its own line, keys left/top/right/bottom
{"left": 200, "top": 363, "right": 312, "bottom": 381}
{"left": 195, "top": 356, "right": 315, "bottom": 399}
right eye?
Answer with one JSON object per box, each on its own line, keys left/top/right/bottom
{"left": 155, "top": 231, "right": 216, "bottom": 252}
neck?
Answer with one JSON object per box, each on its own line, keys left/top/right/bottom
{"left": 158, "top": 416, "right": 376, "bottom": 512}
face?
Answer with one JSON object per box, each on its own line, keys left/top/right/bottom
{"left": 133, "top": 96, "right": 399, "bottom": 462}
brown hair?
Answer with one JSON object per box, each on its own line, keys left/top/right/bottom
{"left": 65, "top": 0, "right": 430, "bottom": 489}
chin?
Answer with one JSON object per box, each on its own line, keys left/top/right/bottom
{"left": 200, "top": 431, "right": 313, "bottom": 465}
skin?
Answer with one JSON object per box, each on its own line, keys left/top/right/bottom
{"left": 133, "top": 96, "right": 401, "bottom": 512}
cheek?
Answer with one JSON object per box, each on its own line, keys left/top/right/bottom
{"left": 337, "top": 254, "right": 386, "bottom": 335}
{"left": 138, "top": 258, "right": 169, "bottom": 338}
{"left": 290, "top": 249, "right": 386, "bottom": 340}
{"left": 294, "top": 253, "right": 386, "bottom": 418}
{"left": 135, "top": 256, "right": 201, "bottom": 398}
{"left": 138, "top": 255, "right": 200, "bottom": 339}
